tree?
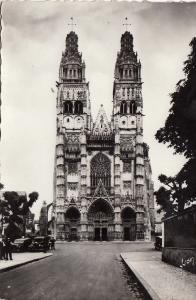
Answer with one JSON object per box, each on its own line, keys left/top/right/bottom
{"left": 154, "top": 174, "right": 188, "bottom": 217}
{"left": 155, "top": 37, "right": 196, "bottom": 215}
{"left": 155, "top": 37, "right": 196, "bottom": 158}
{"left": 2, "top": 191, "right": 39, "bottom": 240}
{"left": 0, "top": 183, "right": 8, "bottom": 236}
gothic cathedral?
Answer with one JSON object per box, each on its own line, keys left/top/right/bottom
{"left": 52, "top": 29, "right": 154, "bottom": 241}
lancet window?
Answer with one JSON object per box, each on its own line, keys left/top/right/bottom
{"left": 130, "top": 101, "right": 136, "bottom": 114}
{"left": 120, "top": 101, "right": 127, "bottom": 114}
{"left": 63, "top": 68, "right": 67, "bottom": 78}
{"left": 90, "top": 153, "right": 111, "bottom": 192}
{"left": 74, "top": 101, "right": 83, "bottom": 114}
{"left": 64, "top": 101, "right": 73, "bottom": 114}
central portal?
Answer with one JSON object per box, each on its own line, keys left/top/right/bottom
{"left": 88, "top": 198, "right": 114, "bottom": 241}
{"left": 94, "top": 227, "right": 108, "bottom": 241}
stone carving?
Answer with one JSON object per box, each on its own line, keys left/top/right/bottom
{"left": 68, "top": 162, "right": 78, "bottom": 174}
{"left": 66, "top": 133, "right": 80, "bottom": 143}
{"left": 120, "top": 135, "right": 135, "bottom": 152}
{"left": 120, "top": 135, "right": 135, "bottom": 145}
{"left": 121, "top": 196, "right": 136, "bottom": 209}
{"left": 123, "top": 181, "right": 132, "bottom": 189}
{"left": 123, "top": 162, "right": 132, "bottom": 172}
{"left": 92, "top": 106, "right": 111, "bottom": 134}
{"left": 68, "top": 183, "right": 78, "bottom": 190}
{"left": 77, "top": 91, "right": 86, "bottom": 99}
{"left": 93, "top": 179, "right": 108, "bottom": 198}
{"left": 93, "top": 211, "right": 107, "bottom": 220}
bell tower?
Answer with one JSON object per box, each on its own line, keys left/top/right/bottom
{"left": 57, "top": 30, "right": 92, "bottom": 132}
{"left": 113, "top": 29, "right": 145, "bottom": 240}
{"left": 113, "top": 30, "right": 142, "bottom": 126}
{"left": 53, "top": 28, "right": 92, "bottom": 240}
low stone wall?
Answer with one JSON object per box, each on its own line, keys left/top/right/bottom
{"left": 162, "top": 247, "right": 196, "bottom": 274}
{"left": 164, "top": 206, "right": 196, "bottom": 249}
{"left": 162, "top": 206, "right": 196, "bottom": 274}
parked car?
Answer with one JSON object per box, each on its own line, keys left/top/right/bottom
{"left": 28, "top": 236, "right": 50, "bottom": 252}
{"left": 154, "top": 236, "right": 162, "bottom": 251}
{"left": 12, "top": 237, "right": 32, "bottom": 252}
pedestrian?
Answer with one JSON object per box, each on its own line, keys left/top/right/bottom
{"left": 43, "top": 236, "right": 48, "bottom": 253}
{"left": 0, "top": 237, "right": 4, "bottom": 260}
{"left": 50, "top": 237, "right": 56, "bottom": 250}
{"left": 5, "top": 238, "right": 13, "bottom": 260}
{"left": 2, "top": 237, "right": 6, "bottom": 260}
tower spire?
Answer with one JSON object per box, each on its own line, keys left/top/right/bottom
{"left": 68, "top": 17, "right": 76, "bottom": 31}
{"left": 123, "top": 17, "right": 131, "bottom": 32}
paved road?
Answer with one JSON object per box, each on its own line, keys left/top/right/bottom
{"left": 0, "top": 242, "right": 153, "bottom": 300}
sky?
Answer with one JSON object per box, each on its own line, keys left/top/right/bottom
{"left": 1, "top": 1, "right": 196, "bottom": 218}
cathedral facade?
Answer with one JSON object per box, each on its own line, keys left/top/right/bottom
{"left": 52, "top": 29, "right": 154, "bottom": 241}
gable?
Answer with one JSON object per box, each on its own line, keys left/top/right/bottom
{"left": 92, "top": 105, "right": 111, "bottom": 134}
{"left": 93, "top": 179, "right": 108, "bottom": 198}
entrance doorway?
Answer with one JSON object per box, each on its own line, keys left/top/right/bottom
{"left": 121, "top": 207, "right": 136, "bottom": 241}
{"left": 94, "top": 227, "right": 108, "bottom": 241}
{"left": 102, "top": 228, "right": 108, "bottom": 241}
{"left": 123, "top": 225, "right": 136, "bottom": 241}
{"left": 65, "top": 207, "right": 80, "bottom": 241}
{"left": 70, "top": 228, "right": 78, "bottom": 241}
{"left": 124, "top": 228, "right": 130, "bottom": 240}
{"left": 88, "top": 198, "right": 114, "bottom": 241}
{"left": 95, "top": 228, "right": 100, "bottom": 241}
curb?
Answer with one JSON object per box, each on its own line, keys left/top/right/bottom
{"left": 120, "top": 254, "right": 161, "bottom": 300}
{"left": 0, "top": 254, "right": 53, "bottom": 273}
{"left": 56, "top": 241, "right": 153, "bottom": 244}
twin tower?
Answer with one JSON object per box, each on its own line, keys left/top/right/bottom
{"left": 52, "top": 29, "right": 155, "bottom": 241}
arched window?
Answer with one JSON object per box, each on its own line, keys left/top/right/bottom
{"left": 121, "top": 207, "right": 136, "bottom": 220}
{"left": 63, "top": 68, "right": 67, "bottom": 78}
{"left": 130, "top": 101, "right": 136, "bottom": 114}
{"left": 74, "top": 101, "right": 83, "bottom": 114}
{"left": 90, "top": 153, "right": 111, "bottom": 192}
{"left": 135, "top": 68, "right": 138, "bottom": 79}
{"left": 120, "top": 101, "right": 127, "bottom": 114}
{"left": 119, "top": 68, "right": 123, "bottom": 79}
{"left": 64, "top": 101, "right": 73, "bottom": 114}
{"left": 65, "top": 207, "right": 80, "bottom": 221}
{"left": 133, "top": 67, "right": 138, "bottom": 79}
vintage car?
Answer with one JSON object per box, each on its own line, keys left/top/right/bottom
{"left": 28, "top": 236, "right": 50, "bottom": 252}
{"left": 154, "top": 236, "right": 162, "bottom": 251}
{"left": 12, "top": 238, "right": 32, "bottom": 252}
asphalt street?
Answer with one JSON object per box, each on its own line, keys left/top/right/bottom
{"left": 0, "top": 242, "right": 153, "bottom": 300}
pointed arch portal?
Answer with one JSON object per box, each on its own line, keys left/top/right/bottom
{"left": 88, "top": 198, "right": 114, "bottom": 241}
{"left": 64, "top": 207, "right": 81, "bottom": 241}
{"left": 121, "top": 207, "right": 136, "bottom": 241}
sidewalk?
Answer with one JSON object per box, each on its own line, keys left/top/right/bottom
{"left": 0, "top": 252, "right": 53, "bottom": 273}
{"left": 121, "top": 250, "right": 196, "bottom": 300}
